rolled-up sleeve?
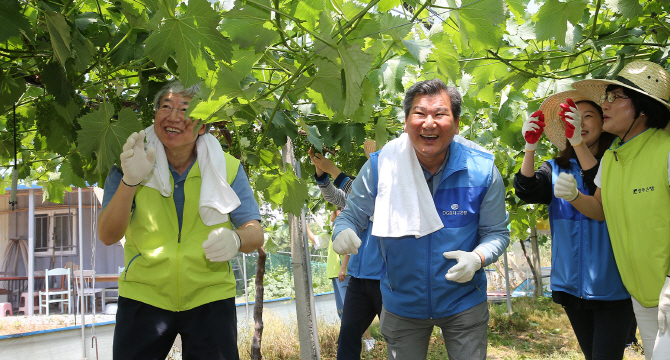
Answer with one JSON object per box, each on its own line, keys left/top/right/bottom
{"left": 333, "top": 160, "right": 375, "bottom": 239}
{"left": 474, "top": 165, "right": 510, "bottom": 266}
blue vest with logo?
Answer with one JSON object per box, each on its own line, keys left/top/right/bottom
{"left": 548, "top": 159, "right": 629, "bottom": 301}
{"left": 346, "top": 224, "right": 384, "bottom": 280}
{"left": 371, "top": 140, "right": 492, "bottom": 319}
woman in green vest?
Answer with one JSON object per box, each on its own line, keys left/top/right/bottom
{"left": 98, "top": 80, "right": 264, "bottom": 360}
{"left": 554, "top": 61, "right": 670, "bottom": 360}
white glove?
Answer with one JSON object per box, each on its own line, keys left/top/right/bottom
{"left": 202, "top": 227, "right": 240, "bottom": 262}
{"left": 522, "top": 110, "right": 545, "bottom": 152}
{"left": 554, "top": 173, "right": 579, "bottom": 202}
{"left": 333, "top": 228, "right": 362, "bottom": 255}
{"left": 658, "top": 277, "right": 670, "bottom": 334}
{"left": 444, "top": 250, "right": 482, "bottom": 283}
{"left": 120, "top": 130, "right": 156, "bottom": 186}
{"left": 559, "top": 99, "right": 583, "bottom": 146}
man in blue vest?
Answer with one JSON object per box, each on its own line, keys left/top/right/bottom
{"left": 332, "top": 79, "right": 509, "bottom": 360}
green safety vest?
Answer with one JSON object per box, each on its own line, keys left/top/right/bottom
{"left": 326, "top": 239, "right": 345, "bottom": 279}
{"left": 120, "top": 154, "right": 241, "bottom": 311}
{"left": 601, "top": 128, "right": 670, "bottom": 307}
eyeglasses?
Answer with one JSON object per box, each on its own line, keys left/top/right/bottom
{"left": 599, "top": 92, "right": 630, "bottom": 105}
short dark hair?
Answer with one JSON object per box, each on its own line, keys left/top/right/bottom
{"left": 606, "top": 84, "right": 670, "bottom": 129}
{"left": 403, "top": 79, "right": 462, "bottom": 119}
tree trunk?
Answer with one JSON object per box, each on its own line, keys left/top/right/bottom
{"left": 282, "top": 138, "right": 320, "bottom": 359}
{"left": 250, "top": 247, "right": 267, "bottom": 360}
{"left": 518, "top": 238, "right": 539, "bottom": 297}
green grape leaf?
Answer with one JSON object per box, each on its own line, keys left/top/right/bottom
{"left": 534, "top": 0, "right": 588, "bottom": 46}
{"left": 264, "top": 237, "right": 279, "bottom": 254}
{"left": 144, "top": 0, "right": 232, "bottom": 87}
{"left": 74, "top": 12, "right": 101, "bottom": 32}
{"left": 378, "top": 12, "right": 411, "bottom": 42}
{"left": 67, "top": 152, "right": 87, "bottom": 179}
{"left": 338, "top": 45, "right": 373, "bottom": 117}
{"left": 258, "top": 148, "right": 283, "bottom": 167}
{"left": 0, "top": 70, "right": 25, "bottom": 110}
{"left": 378, "top": 0, "right": 401, "bottom": 12}
{"left": 221, "top": 0, "right": 279, "bottom": 52}
{"left": 119, "top": 0, "right": 147, "bottom": 27}
{"left": 268, "top": 111, "right": 298, "bottom": 147}
{"left": 331, "top": 122, "right": 365, "bottom": 153}
{"left": 310, "top": 57, "right": 344, "bottom": 114}
{"left": 190, "top": 51, "right": 263, "bottom": 120}
{"left": 0, "top": 0, "right": 31, "bottom": 42}
{"left": 77, "top": 105, "right": 144, "bottom": 173}
{"left": 452, "top": 0, "right": 505, "bottom": 52}
{"left": 604, "top": 0, "right": 642, "bottom": 19}
{"left": 375, "top": 116, "right": 388, "bottom": 148}
{"left": 351, "top": 78, "right": 375, "bottom": 123}
{"left": 38, "top": 178, "right": 67, "bottom": 204}
{"left": 71, "top": 34, "right": 95, "bottom": 73}
{"left": 292, "top": 0, "right": 323, "bottom": 32}
{"left": 110, "top": 30, "right": 146, "bottom": 67}
{"left": 43, "top": 116, "right": 74, "bottom": 154}
{"left": 470, "top": 59, "right": 509, "bottom": 91}
{"left": 59, "top": 161, "right": 88, "bottom": 188}
{"left": 137, "top": 0, "right": 160, "bottom": 12}
{"left": 505, "top": 0, "right": 528, "bottom": 19}
{"left": 431, "top": 33, "right": 460, "bottom": 83}
{"left": 43, "top": 8, "right": 73, "bottom": 66}
{"left": 256, "top": 167, "right": 308, "bottom": 216}
{"left": 402, "top": 39, "right": 433, "bottom": 65}
{"left": 299, "top": 118, "right": 323, "bottom": 150}
{"left": 379, "top": 58, "right": 409, "bottom": 96}
{"left": 54, "top": 99, "right": 81, "bottom": 126}
{"left": 40, "top": 62, "right": 73, "bottom": 106}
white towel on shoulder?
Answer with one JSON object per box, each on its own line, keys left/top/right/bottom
{"left": 371, "top": 133, "right": 443, "bottom": 238}
{"left": 143, "top": 125, "right": 241, "bottom": 226}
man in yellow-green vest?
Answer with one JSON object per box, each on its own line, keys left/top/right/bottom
{"left": 98, "top": 80, "right": 264, "bottom": 360}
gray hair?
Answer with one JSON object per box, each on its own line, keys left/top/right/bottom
{"left": 152, "top": 80, "right": 201, "bottom": 112}
{"left": 152, "top": 80, "right": 210, "bottom": 133}
{"left": 403, "top": 79, "right": 462, "bottom": 119}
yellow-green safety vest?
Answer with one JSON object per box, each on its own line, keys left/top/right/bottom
{"left": 601, "top": 128, "right": 670, "bottom": 307}
{"left": 120, "top": 154, "right": 241, "bottom": 311}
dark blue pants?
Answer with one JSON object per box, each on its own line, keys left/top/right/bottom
{"left": 563, "top": 299, "right": 635, "bottom": 360}
{"left": 113, "top": 296, "right": 239, "bottom": 360}
{"left": 337, "top": 277, "right": 383, "bottom": 360}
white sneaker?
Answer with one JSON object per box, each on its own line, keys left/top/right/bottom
{"left": 364, "top": 338, "right": 376, "bottom": 351}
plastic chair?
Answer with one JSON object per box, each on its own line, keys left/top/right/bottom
{"left": 0, "top": 271, "right": 14, "bottom": 304}
{"left": 38, "top": 268, "right": 72, "bottom": 316}
{"left": 17, "top": 270, "right": 48, "bottom": 314}
{"left": 0, "top": 302, "right": 11, "bottom": 317}
{"left": 73, "top": 270, "right": 105, "bottom": 314}
{"left": 102, "top": 266, "right": 124, "bottom": 305}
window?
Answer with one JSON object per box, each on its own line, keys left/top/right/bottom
{"left": 34, "top": 211, "right": 77, "bottom": 256}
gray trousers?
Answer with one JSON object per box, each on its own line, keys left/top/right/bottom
{"left": 380, "top": 301, "right": 488, "bottom": 360}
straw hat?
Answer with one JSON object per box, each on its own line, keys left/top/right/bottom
{"left": 539, "top": 90, "right": 594, "bottom": 151}
{"left": 572, "top": 60, "right": 670, "bottom": 112}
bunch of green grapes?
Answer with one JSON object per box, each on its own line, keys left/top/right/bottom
{"left": 110, "top": 95, "right": 124, "bottom": 114}
{"left": 140, "top": 105, "right": 155, "bottom": 128}
{"left": 34, "top": 96, "right": 53, "bottom": 137}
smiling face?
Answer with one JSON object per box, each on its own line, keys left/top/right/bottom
{"left": 404, "top": 91, "right": 459, "bottom": 172}
{"left": 154, "top": 92, "right": 205, "bottom": 157}
{"left": 575, "top": 101, "right": 604, "bottom": 148}
{"left": 600, "top": 88, "right": 639, "bottom": 139}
